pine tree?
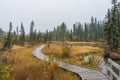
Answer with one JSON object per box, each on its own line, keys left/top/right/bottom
{"left": 36, "top": 30, "right": 42, "bottom": 42}
{"left": 33, "top": 29, "right": 37, "bottom": 43}
{"left": 43, "top": 30, "right": 49, "bottom": 43}
{"left": 16, "top": 26, "right": 19, "bottom": 44}
{"left": 19, "top": 22, "right": 25, "bottom": 46}
{"left": 69, "top": 29, "right": 73, "bottom": 41}
{"left": 104, "top": 0, "right": 120, "bottom": 51}
{"left": 61, "top": 22, "right": 67, "bottom": 41}
{"left": 77, "top": 23, "right": 83, "bottom": 41}
{"left": 3, "top": 22, "right": 13, "bottom": 48}
{"left": 84, "top": 23, "right": 88, "bottom": 41}
{"left": 12, "top": 31, "right": 18, "bottom": 45}
{"left": 29, "top": 21, "right": 34, "bottom": 44}
{"left": 16, "top": 26, "right": 19, "bottom": 36}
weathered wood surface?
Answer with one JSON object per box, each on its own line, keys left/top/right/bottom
{"left": 108, "top": 58, "right": 120, "bottom": 71}
{"left": 102, "top": 58, "right": 120, "bottom": 80}
{"left": 33, "top": 45, "right": 109, "bottom": 80}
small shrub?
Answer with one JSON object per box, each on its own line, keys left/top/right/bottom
{"left": 26, "top": 43, "right": 32, "bottom": 48}
{"left": 0, "top": 61, "right": 12, "bottom": 80}
{"left": 46, "top": 41, "right": 51, "bottom": 48}
{"left": 61, "top": 51, "right": 69, "bottom": 58}
{"left": 61, "top": 43, "right": 70, "bottom": 58}
{"left": 0, "top": 56, "right": 7, "bottom": 64}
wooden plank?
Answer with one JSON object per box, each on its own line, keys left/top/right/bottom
{"left": 108, "top": 58, "right": 120, "bottom": 71}
{"left": 107, "top": 66, "right": 120, "bottom": 80}
{"left": 119, "top": 71, "right": 120, "bottom": 78}
{"left": 79, "top": 71, "right": 107, "bottom": 79}
{"left": 84, "top": 77, "right": 108, "bottom": 80}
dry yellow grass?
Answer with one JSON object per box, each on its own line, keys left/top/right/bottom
{"left": 42, "top": 44, "right": 63, "bottom": 56}
{"left": 1, "top": 44, "right": 79, "bottom": 80}
{"left": 69, "top": 46, "right": 103, "bottom": 56}
{"left": 42, "top": 42, "right": 104, "bottom": 69}
{"left": 66, "top": 41, "right": 104, "bottom": 46}
{"left": 67, "top": 41, "right": 97, "bottom": 44}
{"left": 0, "top": 42, "right": 2, "bottom": 47}
{"left": 11, "top": 45, "right": 25, "bottom": 49}
{"left": 42, "top": 43, "right": 103, "bottom": 57}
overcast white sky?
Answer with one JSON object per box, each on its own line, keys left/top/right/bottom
{"left": 0, "top": 0, "right": 112, "bottom": 33}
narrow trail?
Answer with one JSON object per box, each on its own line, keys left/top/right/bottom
{"left": 32, "top": 45, "right": 109, "bottom": 80}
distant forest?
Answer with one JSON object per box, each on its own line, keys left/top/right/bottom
{"left": 0, "top": 0, "right": 120, "bottom": 52}
{"left": 0, "top": 17, "right": 104, "bottom": 46}
{"left": 50, "top": 17, "right": 104, "bottom": 42}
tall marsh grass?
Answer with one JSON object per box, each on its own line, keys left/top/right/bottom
{"left": 42, "top": 42, "right": 104, "bottom": 69}
{"left": 2, "top": 44, "right": 79, "bottom": 80}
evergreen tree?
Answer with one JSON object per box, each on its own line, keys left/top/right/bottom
{"left": 3, "top": 22, "right": 13, "bottom": 48}
{"left": 16, "top": 26, "right": 19, "bottom": 44}
{"left": 43, "top": 30, "right": 50, "bottom": 43}
{"left": 36, "top": 30, "right": 42, "bottom": 42}
{"left": 29, "top": 21, "right": 34, "bottom": 41}
{"left": 16, "top": 26, "right": 19, "bottom": 36}
{"left": 29, "top": 21, "right": 35, "bottom": 44}
{"left": 19, "top": 22, "right": 25, "bottom": 46}
{"left": 12, "top": 30, "right": 18, "bottom": 45}
{"left": 104, "top": 0, "right": 120, "bottom": 51}
{"left": 69, "top": 29, "right": 73, "bottom": 41}
{"left": 84, "top": 23, "right": 88, "bottom": 41}
{"left": 77, "top": 23, "right": 83, "bottom": 41}
{"left": 60, "top": 22, "right": 67, "bottom": 41}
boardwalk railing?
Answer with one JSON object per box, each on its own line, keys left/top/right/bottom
{"left": 102, "top": 58, "right": 120, "bottom": 80}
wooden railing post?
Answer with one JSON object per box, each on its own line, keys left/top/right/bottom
{"left": 119, "top": 70, "right": 120, "bottom": 78}
{"left": 107, "top": 58, "right": 120, "bottom": 80}
{"left": 109, "top": 63, "right": 113, "bottom": 80}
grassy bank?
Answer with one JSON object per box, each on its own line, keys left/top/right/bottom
{"left": 0, "top": 44, "right": 80, "bottom": 80}
{"left": 42, "top": 42, "right": 104, "bottom": 70}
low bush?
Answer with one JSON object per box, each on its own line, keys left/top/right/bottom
{"left": 0, "top": 61, "right": 12, "bottom": 80}
{"left": 62, "top": 44, "right": 70, "bottom": 58}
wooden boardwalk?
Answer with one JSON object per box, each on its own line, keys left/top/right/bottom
{"left": 33, "top": 45, "right": 109, "bottom": 80}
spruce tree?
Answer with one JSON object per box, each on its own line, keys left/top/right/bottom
{"left": 84, "top": 23, "right": 88, "bottom": 41}
{"left": 104, "top": 0, "right": 120, "bottom": 51}
{"left": 20, "top": 22, "right": 25, "bottom": 46}
{"left": 3, "top": 22, "right": 12, "bottom": 48}
{"left": 29, "top": 21, "right": 34, "bottom": 44}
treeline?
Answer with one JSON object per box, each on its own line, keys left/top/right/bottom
{"left": 104, "top": 0, "right": 120, "bottom": 51}
{"left": 49, "top": 17, "right": 104, "bottom": 42}
{"left": 3, "top": 21, "right": 43, "bottom": 48}
{"left": 2, "top": 17, "right": 104, "bottom": 49}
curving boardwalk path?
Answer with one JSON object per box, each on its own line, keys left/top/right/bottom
{"left": 32, "top": 45, "right": 109, "bottom": 80}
